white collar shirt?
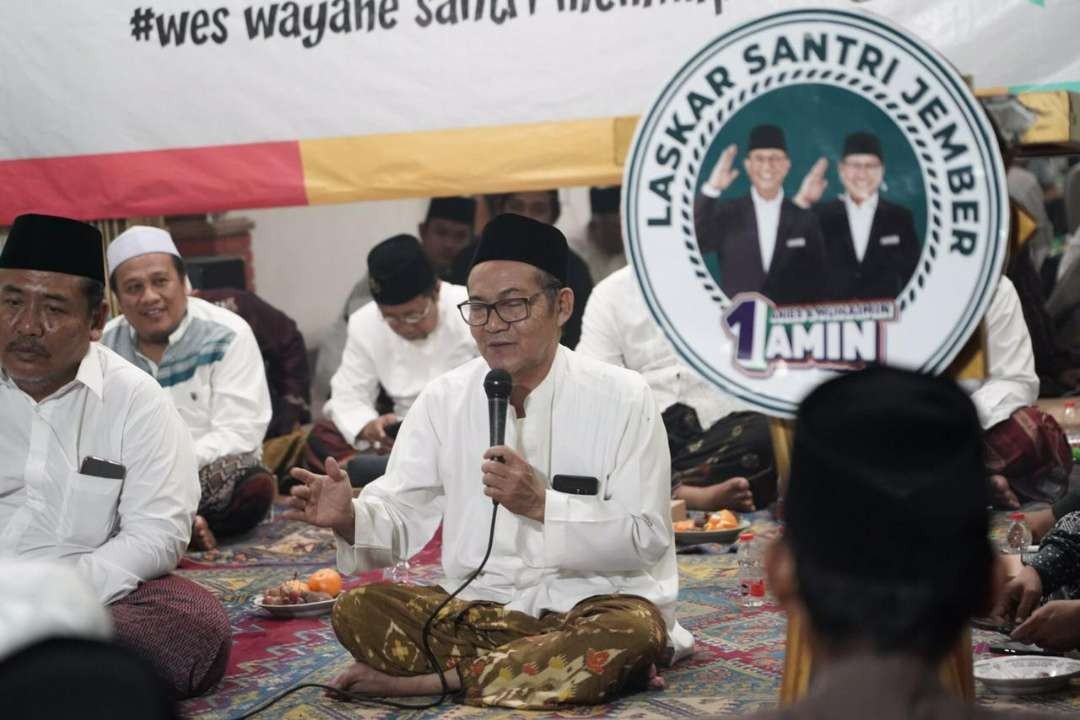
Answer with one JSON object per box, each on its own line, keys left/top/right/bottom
{"left": 102, "top": 296, "right": 271, "bottom": 466}
{"left": 335, "top": 347, "right": 693, "bottom": 661}
{"left": 843, "top": 192, "right": 879, "bottom": 263}
{"left": 0, "top": 344, "right": 200, "bottom": 604}
{"left": 751, "top": 187, "right": 784, "bottom": 271}
{"left": 323, "top": 283, "right": 478, "bottom": 447}
{"left": 577, "top": 266, "right": 747, "bottom": 428}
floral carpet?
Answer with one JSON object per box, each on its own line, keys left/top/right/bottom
{"left": 177, "top": 506, "right": 1079, "bottom": 718}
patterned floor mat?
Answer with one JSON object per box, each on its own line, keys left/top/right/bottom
{"left": 177, "top": 507, "right": 1080, "bottom": 718}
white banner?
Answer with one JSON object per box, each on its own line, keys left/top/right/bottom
{"left": 2, "top": 0, "right": 1078, "bottom": 161}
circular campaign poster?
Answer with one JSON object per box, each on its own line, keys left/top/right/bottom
{"left": 623, "top": 6, "right": 1009, "bottom": 417}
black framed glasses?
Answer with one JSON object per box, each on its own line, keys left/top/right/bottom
{"left": 381, "top": 297, "right": 433, "bottom": 326}
{"left": 457, "top": 288, "right": 556, "bottom": 327}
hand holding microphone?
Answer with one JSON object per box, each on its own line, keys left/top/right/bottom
{"left": 484, "top": 369, "right": 511, "bottom": 462}
{"left": 481, "top": 369, "right": 545, "bottom": 520}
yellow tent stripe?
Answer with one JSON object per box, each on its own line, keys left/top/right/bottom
{"left": 299, "top": 116, "right": 639, "bottom": 204}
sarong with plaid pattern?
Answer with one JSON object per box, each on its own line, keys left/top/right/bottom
{"left": 331, "top": 583, "right": 667, "bottom": 708}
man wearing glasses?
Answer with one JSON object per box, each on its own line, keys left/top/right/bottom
{"left": 798, "top": 131, "right": 921, "bottom": 301}
{"left": 315, "top": 234, "right": 477, "bottom": 486}
{"left": 694, "top": 124, "right": 829, "bottom": 304}
{"left": 285, "top": 213, "right": 691, "bottom": 708}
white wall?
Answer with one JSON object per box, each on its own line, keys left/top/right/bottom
{"left": 236, "top": 187, "right": 594, "bottom": 349}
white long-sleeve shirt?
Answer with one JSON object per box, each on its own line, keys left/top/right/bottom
{"left": 103, "top": 296, "right": 271, "bottom": 466}
{"left": 335, "top": 347, "right": 694, "bottom": 661}
{"left": 960, "top": 276, "right": 1039, "bottom": 429}
{"left": 578, "top": 266, "right": 747, "bottom": 429}
{"left": 324, "top": 282, "right": 477, "bottom": 446}
{"left": 0, "top": 344, "right": 200, "bottom": 604}
{"left": 843, "top": 192, "right": 879, "bottom": 263}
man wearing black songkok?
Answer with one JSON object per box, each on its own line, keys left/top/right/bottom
{"left": 799, "top": 131, "right": 922, "bottom": 300}
{"left": 694, "top": 124, "right": 830, "bottom": 304}
{"left": 307, "top": 234, "right": 476, "bottom": 486}
{"left": 0, "top": 214, "right": 230, "bottom": 698}
{"left": 449, "top": 190, "right": 595, "bottom": 348}
{"left": 285, "top": 213, "right": 691, "bottom": 708}
{"left": 724, "top": 367, "right": 1051, "bottom": 720}
{"left": 312, "top": 196, "right": 478, "bottom": 418}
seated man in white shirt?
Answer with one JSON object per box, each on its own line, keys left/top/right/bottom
{"left": 306, "top": 234, "right": 477, "bottom": 485}
{"left": 312, "top": 196, "right": 478, "bottom": 416}
{"left": 102, "top": 227, "right": 275, "bottom": 550}
{"left": 961, "top": 275, "right": 1072, "bottom": 510}
{"left": 285, "top": 213, "right": 691, "bottom": 708}
{"left": 0, "top": 214, "right": 230, "bottom": 698}
{"left": 579, "top": 265, "right": 773, "bottom": 512}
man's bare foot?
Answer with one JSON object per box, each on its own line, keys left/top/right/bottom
{"left": 1026, "top": 507, "right": 1055, "bottom": 542}
{"left": 329, "top": 661, "right": 458, "bottom": 697}
{"left": 989, "top": 475, "right": 1020, "bottom": 510}
{"left": 189, "top": 515, "right": 217, "bottom": 551}
{"left": 704, "top": 477, "right": 755, "bottom": 512}
{"left": 647, "top": 663, "right": 665, "bottom": 690}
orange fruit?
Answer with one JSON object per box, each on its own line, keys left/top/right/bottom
{"left": 708, "top": 510, "right": 739, "bottom": 529}
{"left": 308, "top": 568, "right": 343, "bottom": 597}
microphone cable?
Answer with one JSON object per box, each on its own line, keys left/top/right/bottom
{"left": 232, "top": 502, "right": 499, "bottom": 719}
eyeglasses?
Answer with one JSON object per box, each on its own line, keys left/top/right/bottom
{"left": 381, "top": 298, "right": 433, "bottom": 326}
{"left": 457, "top": 288, "right": 556, "bottom": 327}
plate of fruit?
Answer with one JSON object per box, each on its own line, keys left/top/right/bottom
{"left": 254, "top": 569, "right": 344, "bottom": 618}
{"left": 673, "top": 510, "right": 750, "bottom": 546}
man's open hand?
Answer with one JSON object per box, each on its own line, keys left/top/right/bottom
{"left": 482, "top": 446, "right": 546, "bottom": 522}
{"left": 705, "top": 144, "right": 740, "bottom": 193}
{"left": 794, "top": 157, "right": 828, "bottom": 208}
{"left": 284, "top": 457, "right": 356, "bottom": 542}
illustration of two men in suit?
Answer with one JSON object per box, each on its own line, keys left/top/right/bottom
{"left": 694, "top": 125, "right": 921, "bottom": 305}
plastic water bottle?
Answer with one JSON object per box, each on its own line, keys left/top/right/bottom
{"left": 1002, "top": 512, "right": 1033, "bottom": 555}
{"left": 737, "top": 532, "right": 766, "bottom": 608}
{"left": 1063, "top": 401, "right": 1080, "bottom": 446}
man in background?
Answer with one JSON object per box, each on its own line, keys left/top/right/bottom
{"left": 579, "top": 265, "right": 772, "bottom": 512}
{"left": 103, "top": 226, "right": 274, "bottom": 551}
{"left": 307, "top": 234, "right": 476, "bottom": 485}
{"left": 312, "top": 197, "right": 476, "bottom": 415}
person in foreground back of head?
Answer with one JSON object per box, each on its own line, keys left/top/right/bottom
{"left": 284, "top": 213, "right": 691, "bottom": 708}
{"left": 0, "top": 214, "right": 230, "bottom": 699}
{"left": 729, "top": 367, "right": 1050, "bottom": 720}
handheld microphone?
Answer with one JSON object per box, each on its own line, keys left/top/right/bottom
{"left": 484, "top": 368, "right": 512, "bottom": 450}
{"left": 483, "top": 369, "right": 512, "bottom": 508}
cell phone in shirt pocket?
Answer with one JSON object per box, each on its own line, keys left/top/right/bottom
{"left": 552, "top": 474, "right": 599, "bottom": 496}
{"left": 79, "top": 456, "right": 127, "bottom": 480}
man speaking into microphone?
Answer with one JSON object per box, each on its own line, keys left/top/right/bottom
{"left": 285, "top": 213, "right": 691, "bottom": 708}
